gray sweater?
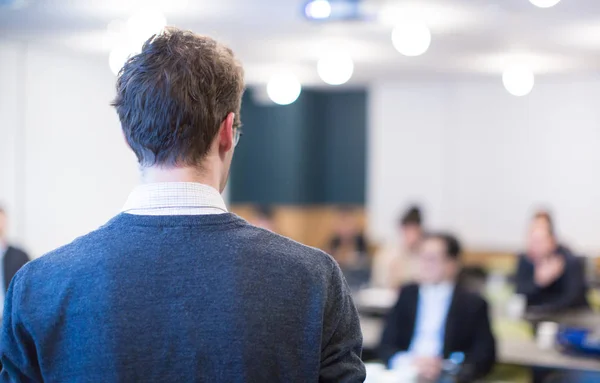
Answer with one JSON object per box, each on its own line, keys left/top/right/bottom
{"left": 0, "top": 213, "right": 365, "bottom": 382}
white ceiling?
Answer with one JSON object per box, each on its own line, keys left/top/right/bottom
{"left": 1, "top": 0, "right": 600, "bottom": 85}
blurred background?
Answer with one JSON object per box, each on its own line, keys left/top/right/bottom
{"left": 2, "top": 0, "right": 600, "bottom": 381}
{"left": 2, "top": 0, "right": 600, "bottom": 257}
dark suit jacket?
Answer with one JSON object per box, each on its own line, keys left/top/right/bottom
{"left": 515, "top": 246, "right": 588, "bottom": 313}
{"left": 3, "top": 246, "right": 29, "bottom": 291}
{"left": 379, "top": 283, "right": 496, "bottom": 382}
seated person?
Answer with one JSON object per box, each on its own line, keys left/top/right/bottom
{"left": 530, "top": 210, "right": 572, "bottom": 254}
{"left": 515, "top": 214, "right": 588, "bottom": 314}
{"left": 328, "top": 206, "right": 368, "bottom": 268}
{"left": 379, "top": 233, "right": 496, "bottom": 382}
{"left": 371, "top": 206, "right": 423, "bottom": 289}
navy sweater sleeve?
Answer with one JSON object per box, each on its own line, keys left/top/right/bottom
{"left": 1, "top": 266, "right": 42, "bottom": 382}
{"left": 319, "top": 261, "right": 366, "bottom": 382}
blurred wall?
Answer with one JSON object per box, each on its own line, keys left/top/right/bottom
{"left": 230, "top": 88, "right": 367, "bottom": 205}
{"left": 0, "top": 43, "right": 21, "bottom": 243}
{"left": 368, "top": 80, "right": 600, "bottom": 252}
{"left": 0, "top": 42, "right": 138, "bottom": 257}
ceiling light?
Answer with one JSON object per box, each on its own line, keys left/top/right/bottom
{"left": 109, "top": 45, "right": 131, "bottom": 76}
{"left": 391, "top": 21, "right": 431, "bottom": 57}
{"left": 126, "top": 8, "right": 167, "bottom": 53}
{"left": 317, "top": 52, "right": 354, "bottom": 85}
{"left": 502, "top": 65, "right": 535, "bottom": 97}
{"left": 529, "top": 0, "right": 561, "bottom": 8}
{"left": 305, "top": 0, "right": 332, "bottom": 20}
{"left": 267, "top": 72, "right": 302, "bottom": 105}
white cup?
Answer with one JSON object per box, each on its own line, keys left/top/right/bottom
{"left": 537, "top": 321, "right": 559, "bottom": 350}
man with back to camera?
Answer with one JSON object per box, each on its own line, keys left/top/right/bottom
{"left": 0, "top": 27, "right": 365, "bottom": 382}
{"left": 379, "top": 233, "right": 496, "bottom": 383}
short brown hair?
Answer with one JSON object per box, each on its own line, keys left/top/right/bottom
{"left": 112, "top": 27, "right": 245, "bottom": 166}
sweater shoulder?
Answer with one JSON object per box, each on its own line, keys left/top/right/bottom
{"left": 18, "top": 222, "right": 115, "bottom": 279}
{"left": 24, "top": 218, "right": 338, "bottom": 281}
{"left": 234, "top": 223, "right": 337, "bottom": 271}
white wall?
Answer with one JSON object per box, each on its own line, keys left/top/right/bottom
{"left": 0, "top": 42, "right": 139, "bottom": 256}
{"left": 368, "top": 79, "right": 600, "bottom": 253}
{"left": 5, "top": 40, "right": 600, "bottom": 254}
{"left": 0, "top": 43, "right": 24, "bottom": 244}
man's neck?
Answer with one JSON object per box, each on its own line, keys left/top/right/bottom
{"left": 141, "top": 166, "right": 221, "bottom": 192}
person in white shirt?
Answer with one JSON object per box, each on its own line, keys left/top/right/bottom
{"left": 378, "top": 233, "right": 496, "bottom": 382}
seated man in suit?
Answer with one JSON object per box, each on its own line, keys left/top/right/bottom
{"left": 0, "top": 207, "right": 30, "bottom": 302}
{"left": 379, "top": 233, "right": 496, "bottom": 382}
{"left": 515, "top": 212, "right": 588, "bottom": 314}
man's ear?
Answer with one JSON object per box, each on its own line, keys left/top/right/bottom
{"left": 218, "top": 112, "right": 235, "bottom": 152}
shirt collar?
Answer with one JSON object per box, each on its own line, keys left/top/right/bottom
{"left": 420, "top": 282, "right": 454, "bottom": 296}
{"left": 122, "top": 182, "right": 228, "bottom": 215}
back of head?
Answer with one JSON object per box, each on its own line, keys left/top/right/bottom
{"left": 112, "top": 27, "right": 245, "bottom": 167}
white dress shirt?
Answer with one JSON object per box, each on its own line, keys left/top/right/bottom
{"left": 390, "top": 282, "right": 454, "bottom": 369}
{"left": 122, "top": 182, "right": 228, "bottom": 216}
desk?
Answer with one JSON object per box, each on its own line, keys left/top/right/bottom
{"left": 360, "top": 316, "right": 600, "bottom": 372}
{"left": 353, "top": 288, "right": 397, "bottom": 316}
{"left": 499, "top": 339, "right": 600, "bottom": 372}
{"left": 524, "top": 309, "right": 599, "bottom": 328}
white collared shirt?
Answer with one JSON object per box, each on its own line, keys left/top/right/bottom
{"left": 122, "top": 182, "right": 228, "bottom": 216}
{"left": 411, "top": 282, "right": 454, "bottom": 356}
{"left": 390, "top": 282, "right": 455, "bottom": 369}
